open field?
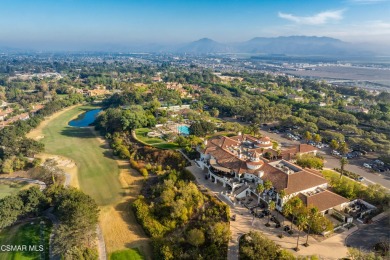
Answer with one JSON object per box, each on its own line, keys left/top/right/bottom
{"left": 109, "top": 249, "right": 144, "bottom": 260}
{"left": 134, "top": 128, "right": 179, "bottom": 150}
{"left": 285, "top": 66, "right": 390, "bottom": 88}
{"left": 28, "top": 105, "right": 151, "bottom": 258}
{"left": 0, "top": 220, "right": 51, "bottom": 260}
{"left": 0, "top": 180, "right": 35, "bottom": 199}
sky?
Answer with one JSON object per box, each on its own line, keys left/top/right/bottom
{"left": 0, "top": 0, "right": 389, "bottom": 50}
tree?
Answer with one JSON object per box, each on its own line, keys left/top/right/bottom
{"left": 339, "top": 157, "right": 349, "bottom": 179}
{"left": 347, "top": 247, "right": 383, "bottom": 260}
{"left": 313, "top": 134, "right": 322, "bottom": 143}
{"left": 304, "top": 207, "right": 319, "bottom": 247}
{"left": 304, "top": 131, "right": 312, "bottom": 142}
{"left": 208, "top": 222, "right": 231, "bottom": 246}
{"left": 266, "top": 201, "right": 276, "bottom": 227}
{"left": 51, "top": 187, "right": 99, "bottom": 256}
{"left": 210, "top": 108, "right": 219, "bottom": 117}
{"left": 295, "top": 213, "right": 308, "bottom": 251}
{"left": 264, "top": 151, "right": 272, "bottom": 160}
{"left": 239, "top": 231, "right": 281, "bottom": 260}
{"left": 256, "top": 183, "right": 264, "bottom": 198}
{"left": 296, "top": 154, "right": 324, "bottom": 169}
{"left": 264, "top": 180, "right": 272, "bottom": 192}
{"left": 286, "top": 197, "right": 303, "bottom": 232}
{"left": 330, "top": 139, "right": 339, "bottom": 150}
{"left": 187, "top": 228, "right": 205, "bottom": 247}
{"left": 277, "top": 190, "right": 286, "bottom": 237}
{"left": 339, "top": 142, "right": 349, "bottom": 155}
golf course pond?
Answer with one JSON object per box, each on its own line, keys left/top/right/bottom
{"left": 68, "top": 108, "right": 102, "bottom": 127}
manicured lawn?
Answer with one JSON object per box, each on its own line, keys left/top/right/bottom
{"left": 0, "top": 181, "right": 34, "bottom": 199}
{"left": 109, "top": 249, "right": 144, "bottom": 260}
{"left": 153, "top": 143, "right": 180, "bottom": 149}
{"left": 134, "top": 128, "right": 179, "bottom": 150}
{"left": 0, "top": 220, "right": 51, "bottom": 260}
{"left": 41, "top": 105, "right": 122, "bottom": 206}
{"left": 322, "top": 169, "right": 354, "bottom": 183}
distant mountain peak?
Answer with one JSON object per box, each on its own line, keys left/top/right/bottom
{"left": 196, "top": 38, "right": 216, "bottom": 42}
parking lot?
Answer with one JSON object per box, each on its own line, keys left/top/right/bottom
{"left": 258, "top": 127, "right": 390, "bottom": 189}
{"left": 345, "top": 216, "right": 389, "bottom": 251}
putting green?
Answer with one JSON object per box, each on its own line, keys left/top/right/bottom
{"left": 40, "top": 105, "right": 122, "bottom": 206}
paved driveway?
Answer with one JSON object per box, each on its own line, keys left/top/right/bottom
{"left": 345, "top": 216, "right": 390, "bottom": 251}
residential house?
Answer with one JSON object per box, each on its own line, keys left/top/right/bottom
{"left": 0, "top": 108, "right": 13, "bottom": 121}
{"left": 287, "top": 94, "right": 304, "bottom": 102}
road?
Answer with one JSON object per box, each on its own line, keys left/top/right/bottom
{"left": 258, "top": 128, "right": 390, "bottom": 189}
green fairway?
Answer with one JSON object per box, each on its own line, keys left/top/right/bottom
{"left": 0, "top": 181, "right": 34, "bottom": 199}
{"left": 109, "top": 249, "right": 144, "bottom": 260}
{"left": 0, "top": 220, "right": 51, "bottom": 260}
{"left": 134, "top": 128, "right": 180, "bottom": 150}
{"left": 41, "top": 105, "right": 122, "bottom": 206}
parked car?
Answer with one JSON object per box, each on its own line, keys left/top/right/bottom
{"left": 262, "top": 209, "right": 270, "bottom": 216}
{"left": 331, "top": 150, "right": 341, "bottom": 156}
{"left": 283, "top": 225, "right": 291, "bottom": 232}
{"left": 357, "top": 176, "right": 364, "bottom": 182}
{"left": 363, "top": 163, "right": 372, "bottom": 169}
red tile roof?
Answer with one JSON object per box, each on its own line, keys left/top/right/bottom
{"left": 298, "top": 190, "right": 349, "bottom": 212}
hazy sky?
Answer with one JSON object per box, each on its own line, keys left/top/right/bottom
{"left": 1, "top": 0, "right": 389, "bottom": 50}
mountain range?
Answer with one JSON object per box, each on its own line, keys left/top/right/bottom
{"left": 0, "top": 36, "right": 379, "bottom": 56}
{"left": 174, "top": 36, "right": 371, "bottom": 56}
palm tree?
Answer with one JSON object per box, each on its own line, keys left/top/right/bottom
{"left": 278, "top": 190, "right": 288, "bottom": 238}
{"left": 263, "top": 180, "right": 273, "bottom": 202}
{"left": 264, "top": 180, "right": 272, "bottom": 191}
{"left": 276, "top": 149, "right": 282, "bottom": 159}
{"left": 340, "top": 157, "right": 349, "bottom": 179}
{"left": 295, "top": 213, "right": 308, "bottom": 252}
{"left": 256, "top": 183, "right": 264, "bottom": 204}
{"left": 281, "top": 204, "right": 292, "bottom": 238}
{"left": 266, "top": 201, "right": 276, "bottom": 227}
{"left": 289, "top": 197, "right": 303, "bottom": 232}
{"left": 256, "top": 183, "right": 264, "bottom": 197}
{"left": 304, "top": 207, "right": 319, "bottom": 247}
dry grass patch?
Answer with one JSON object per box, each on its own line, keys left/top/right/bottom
{"left": 99, "top": 159, "right": 151, "bottom": 259}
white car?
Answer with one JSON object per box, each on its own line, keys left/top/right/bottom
{"left": 363, "top": 163, "right": 371, "bottom": 169}
{"left": 357, "top": 177, "right": 364, "bottom": 182}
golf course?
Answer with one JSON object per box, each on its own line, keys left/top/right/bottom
{"left": 0, "top": 180, "right": 36, "bottom": 199}
{"left": 27, "top": 105, "right": 150, "bottom": 259}
{"left": 37, "top": 105, "right": 122, "bottom": 205}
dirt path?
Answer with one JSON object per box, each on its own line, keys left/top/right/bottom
{"left": 0, "top": 177, "right": 46, "bottom": 190}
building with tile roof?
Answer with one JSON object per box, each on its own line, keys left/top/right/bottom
{"left": 197, "top": 134, "right": 350, "bottom": 214}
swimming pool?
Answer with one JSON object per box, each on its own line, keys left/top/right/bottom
{"left": 178, "top": 125, "right": 190, "bottom": 135}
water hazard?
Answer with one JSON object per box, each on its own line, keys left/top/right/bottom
{"left": 68, "top": 109, "right": 101, "bottom": 127}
